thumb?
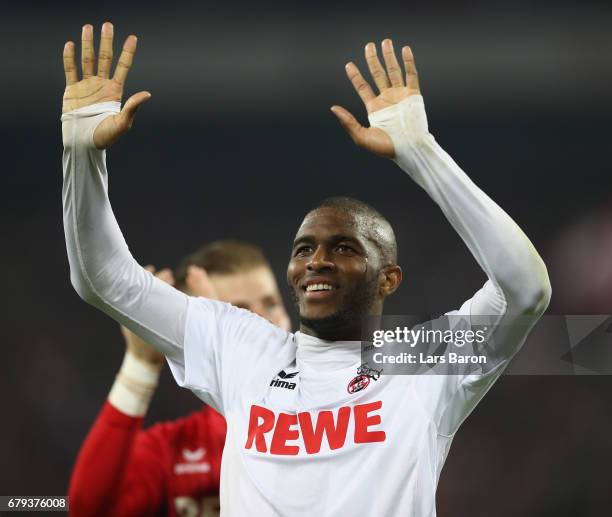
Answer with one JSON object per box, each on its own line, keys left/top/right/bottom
{"left": 121, "top": 91, "right": 152, "bottom": 129}
{"left": 330, "top": 105, "right": 365, "bottom": 145}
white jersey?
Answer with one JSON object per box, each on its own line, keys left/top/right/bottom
{"left": 61, "top": 95, "right": 550, "bottom": 516}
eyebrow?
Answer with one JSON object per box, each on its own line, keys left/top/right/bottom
{"left": 292, "top": 234, "right": 366, "bottom": 250}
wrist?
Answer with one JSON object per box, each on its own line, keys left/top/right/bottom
{"left": 61, "top": 101, "right": 120, "bottom": 150}
{"left": 108, "top": 351, "right": 162, "bottom": 417}
{"left": 368, "top": 95, "right": 429, "bottom": 147}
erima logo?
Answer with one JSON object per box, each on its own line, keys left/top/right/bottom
{"left": 182, "top": 448, "right": 206, "bottom": 462}
{"left": 270, "top": 370, "right": 299, "bottom": 390}
{"left": 175, "top": 448, "right": 210, "bottom": 475}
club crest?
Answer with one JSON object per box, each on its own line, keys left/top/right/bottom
{"left": 347, "top": 363, "right": 382, "bottom": 394}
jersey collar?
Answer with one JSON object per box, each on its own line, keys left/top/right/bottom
{"left": 294, "top": 331, "right": 361, "bottom": 373}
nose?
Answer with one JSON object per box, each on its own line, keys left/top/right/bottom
{"left": 307, "top": 245, "right": 335, "bottom": 272}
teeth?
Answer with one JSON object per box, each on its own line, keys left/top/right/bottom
{"left": 306, "top": 283, "right": 334, "bottom": 292}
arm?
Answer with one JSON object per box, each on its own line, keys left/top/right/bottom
{"left": 332, "top": 38, "right": 550, "bottom": 331}
{"left": 62, "top": 23, "right": 292, "bottom": 414}
{"left": 62, "top": 23, "right": 188, "bottom": 362}
{"left": 68, "top": 401, "right": 166, "bottom": 517}
{"left": 332, "top": 40, "right": 551, "bottom": 433}
{"left": 69, "top": 265, "right": 166, "bottom": 517}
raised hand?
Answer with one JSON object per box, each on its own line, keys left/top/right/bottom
{"left": 62, "top": 22, "right": 151, "bottom": 149}
{"left": 331, "top": 39, "right": 420, "bottom": 159}
{"left": 185, "top": 265, "right": 219, "bottom": 299}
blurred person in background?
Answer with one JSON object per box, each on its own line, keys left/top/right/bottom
{"left": 68, "top": 241, "right": 291, "bottom": 517}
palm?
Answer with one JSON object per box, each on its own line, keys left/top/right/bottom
{"left": 62, "top": 76, "right": 123, "bottom": 113}
{"left": 62, "top": 23, "right": 150, "bottom": 149}
{"left": 366, "top": 86, "right": 416, "bottom": 114}
{"left": 332, "top": 39, "right": 421, "bottom": 159}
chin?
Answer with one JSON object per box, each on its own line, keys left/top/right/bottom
{"left": 299, "top": 306, "right": 363, "bottom": 339}
{"left": 299, "top": 306, "right": 338, "bottom": 321}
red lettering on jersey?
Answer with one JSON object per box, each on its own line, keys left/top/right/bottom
{"left": 244, "top": 405, "right": 275, "bottom": 452}
{"left": 270, "top": 413, "right": 300, "bottom": 455}
{"left": 354, "top": 401, "right": 386, "bottom": 443}
{"left": 298, "top": 408, "right": 351, "bottom": 454}
{"left": 245, "top": 402, "right": 385, "bottom": 455}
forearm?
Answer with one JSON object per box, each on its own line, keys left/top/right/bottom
{"left": 386, "top": 97, "right": 551, "bottom": 435}
{"left": 68, "top": 402, "right": 144, "bottom": 516}
{"left": 108, "top": 351, "right": 162, "bottom": 416}
{"left": 62, "top": 102, "right": 188, "bottom": 360}
{"left": 69, "top": 352, "right": 164, "bottom": 516}
{"left": 369, "top": 95, "right": 551, "bottom": 314}
{"left": 68, "top": 402, "right": 166, "bottom": 516}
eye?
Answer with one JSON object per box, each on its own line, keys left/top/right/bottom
{"left": 336, "top": 244, "right": 356, "bottom": 254}
{"left": 293, "top": 245, "right": 313, "bottom": 257}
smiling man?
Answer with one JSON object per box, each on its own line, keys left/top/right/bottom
{"left": 289, "top": 197, "right": 401, "bottom": 341}
{"left": 61, "top": 22, "right": 550, "bottom": 516}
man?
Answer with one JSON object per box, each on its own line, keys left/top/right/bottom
{"left": 61, "top": 22, "right": 551, "bottom": 516}
{"left": 68, "top": 241, "right": 291, "bottom": 516}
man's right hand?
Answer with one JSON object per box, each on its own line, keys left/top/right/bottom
{"left": 62, "top": 22, "right": 151, "bottom": 149}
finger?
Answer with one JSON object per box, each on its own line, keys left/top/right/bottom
{"left": 97, "top": 21, "right": 114, "bottom": 78}
{"left": 365, "top": 42, "right": 390, "bottom": 92}
{"left": 186, "top": 265, "right": 209, "bottom": 286}
{"left": 113, "top": 35, "right": 137, "bottom": 85}
{"left": 120, "top": 91, "right": 151, "bottom": 128}
{"left": 330, "top": 105, "right": 366, "bottom": 146}
{"left": 63, "top": 41, "right": 78, "bottom": 86}
{"left": 155, "top": 268, "right": 175, "bottom": 286}
{"left": 120, "top": 325, "right": 131, "bottom": 340}
{"left": 402, "top": 46, "right": 420, "bottom": 92}
{"left": 81, "top": 24, "right": 95, "bottom": 79}
{"left": 345, "top": 62, "right": 376, "bottom": 105}
{"left": 381, "top": 39, "right": 403, "bottom": 87}
{"left": 144, "top": 264, "right": 156, "bottom": 273}
{"left": 186, "top": 266, "right": 217, "bottom": 299}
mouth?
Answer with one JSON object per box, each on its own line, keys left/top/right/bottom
{"left": 301, "top": 279, "right": 339, "bottom": 300}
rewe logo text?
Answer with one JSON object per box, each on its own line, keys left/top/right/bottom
{"left": 244, "top": 401, "right": 386, "bottom": 455}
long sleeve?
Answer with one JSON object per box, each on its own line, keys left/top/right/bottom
{"left": 61, "top": 102, "right": 294, "bottom": 413}
{"left": 68, "top": 402, "right": 166, "bottom": 517}
{"left": 369, "top": 95, "right": 551, "bottom": 322}
{"left": 62, "top": 102, "right": 188, "bottom": 363}
{"left": 369, "top": 95, "right": 551, "bottom": 435}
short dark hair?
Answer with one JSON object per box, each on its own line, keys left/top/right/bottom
{"left": 309, "top": 196, "right": 398, "bottom": 266}
{"left": 175, "top": 240, "right": 270, "bottom": 291}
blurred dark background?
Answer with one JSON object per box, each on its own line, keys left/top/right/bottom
{"left": 2, "top": 1, "right": 612, "bottom": 515}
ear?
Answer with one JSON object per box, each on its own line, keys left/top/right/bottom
{"left": 379, "top": 265, "right": 403, "bottom": 297}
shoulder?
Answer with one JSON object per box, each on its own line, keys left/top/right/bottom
{"left": 140, "top": 406, "right": 226, "bottom": 448}
{"left": 185, "top": 406, "right": 226, "bottom": 437}
{"left": 187, "top": 297, "right": 291, "bottom": 343}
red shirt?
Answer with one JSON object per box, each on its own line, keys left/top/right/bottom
{"left": 68, "top": 402, "right": 226, "bottom": 516}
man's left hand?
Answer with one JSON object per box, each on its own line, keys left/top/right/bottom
{"left": 331, "top": 39, "right": 420, "bottom": 159}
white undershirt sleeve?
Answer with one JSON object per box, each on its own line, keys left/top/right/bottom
{"left": 369, "top": 95, "right": 551, "bottom": 435}
{"left": 62, "top": 102, "right": 189, "bottom": 364}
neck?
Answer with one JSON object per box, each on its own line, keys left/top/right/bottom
{"left": 298, "top": 305, "right": 383, "bottom": 342}
{"left": 299, "top": 322, "right": 362, "bottom": 342}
